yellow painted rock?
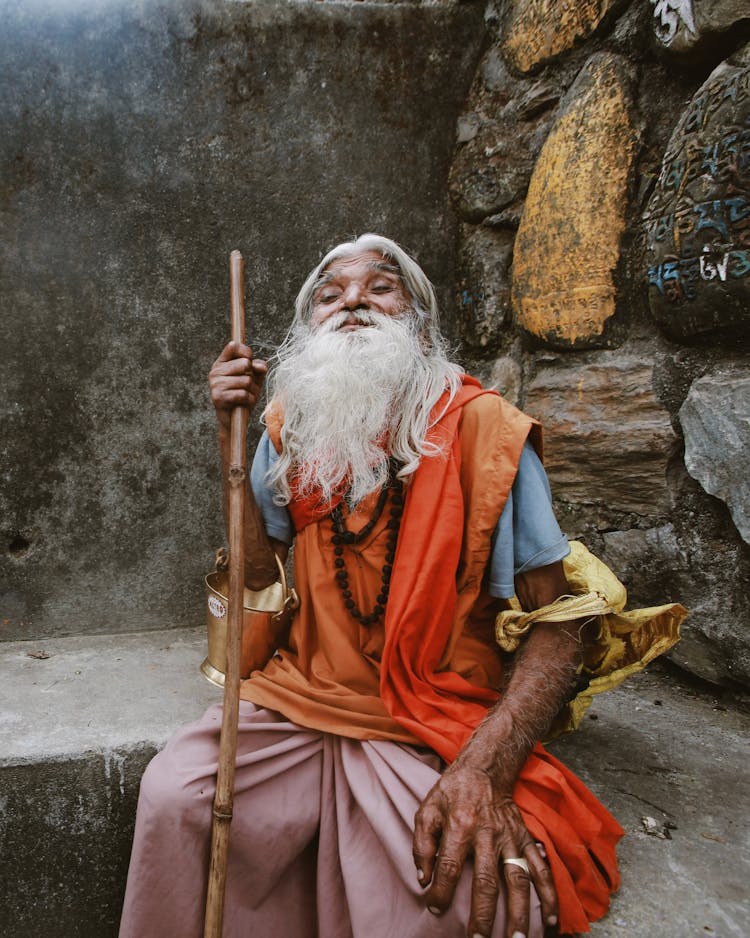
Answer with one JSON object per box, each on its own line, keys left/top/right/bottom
{"left": 501, "top": 0, "right": 620, "bottom": 74}
{"left": 511, "top": 53, "right": 637, "bottom": 347}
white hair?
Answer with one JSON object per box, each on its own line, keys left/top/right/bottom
{"left": 264, "top": 235, "right": 463, "bottom": 506}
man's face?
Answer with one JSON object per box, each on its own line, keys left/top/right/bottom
{"left": 310, "top": 250, "right": 412, "bottom": 331}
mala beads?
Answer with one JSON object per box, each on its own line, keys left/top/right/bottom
{"left": 330, "top": 466, "right": 404, "bottom": 626}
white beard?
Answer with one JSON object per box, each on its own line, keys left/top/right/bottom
{"left": 266, "top": 309, "right": 460, "bottom": 506}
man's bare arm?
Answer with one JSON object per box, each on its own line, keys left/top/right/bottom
{"left": 209, "top": 341, "right": 287, "bottom": 590}
{"left": 413, "top": 559, "right": 580, "bottom": 938}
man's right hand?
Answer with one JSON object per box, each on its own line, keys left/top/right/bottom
{"left": 208, "top": 341, "right": 268, "bottom": 432}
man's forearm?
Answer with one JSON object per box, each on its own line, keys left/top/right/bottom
{"left": 457, "top": 620, "right": 580, "bottom": 787}
{"left": 218, "top": 425, "right": 279, "bottom": 590}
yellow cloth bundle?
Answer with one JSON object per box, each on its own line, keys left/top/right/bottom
{"left": 496, "top": 540, "right": 687, "bottom": 736}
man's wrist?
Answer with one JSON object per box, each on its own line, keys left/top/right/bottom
{"left": 455, "top": 708, "right": 526, "bottom": 790}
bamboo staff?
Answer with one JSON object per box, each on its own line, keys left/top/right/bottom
{"left": 204, "top": 250, "right": 247, "bottom": 938}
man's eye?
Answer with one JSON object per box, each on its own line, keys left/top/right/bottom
{"left": 318, "top": 292, "right": 340, "bottom": 303}
{"left": 371, "top": 283, "right": 393, "bottom": 293}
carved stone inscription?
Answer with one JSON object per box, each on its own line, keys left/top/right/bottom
{"left": 650, "top": 1, "right": 750, "bottom": 55}
{"left": 650, "top": 0, "right": 697, "bottom": 48}
{"left": 501, "top": 0, "right": 619, "bottom": 74}
{"left": 511, "top": 53, "right": 636, "bottom": 347}
{"left": 643, "top": 47, "right": 750, "bottom": 338}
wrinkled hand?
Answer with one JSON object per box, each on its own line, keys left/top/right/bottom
{"left": 413, "top": 762, "right": 557, "bottom": 938}
{"left": 208, "top": 341, "right": 267, "bottom": 431}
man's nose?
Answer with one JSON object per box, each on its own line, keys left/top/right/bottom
{"left": 341, "top": 283, "right": 368, "bottom": 310}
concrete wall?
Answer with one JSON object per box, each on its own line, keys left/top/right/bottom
{"left": 1, "top": 0, "right": 485, "bottom": 642}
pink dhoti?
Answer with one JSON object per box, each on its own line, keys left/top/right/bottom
{"left": 119, "top": 702, "right": 543, "bottom": 938}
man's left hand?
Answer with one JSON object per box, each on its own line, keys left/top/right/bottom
{"left": 413, "top": 760, "right": 557, "bottom": 938}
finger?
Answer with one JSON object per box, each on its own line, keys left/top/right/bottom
{"left": 502, "top": 852, "right": 531, "bottom": 938}
{"left": 468, "top": 833, "right": 501, "bottom": 938}
{"left": 210, "top": 377, "right": 256, "bottom": 407}
{"left": 412, "top": 801, "right": 443, "bottom": 888}
{"left": 213, "top": 356, "right": 254, "bottom": 377}
{"left": 215, "top": 340, "right": 254, "bottom": 363}
{"left": 214, "top": 343, "right": 267, "bottom": 375}
{"left": 424, "top": 826, "right": 471, "bottom": 915}
{"left": 215, "top": 389, "right": 255, "bottom": 408}
{"left": 524, "top": 842, "right": 557, "bottom": 930}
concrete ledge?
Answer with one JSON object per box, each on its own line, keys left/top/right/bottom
{"left": 1, "top": 630, "right": 748, "bottom": 937}
{"left": 1, "top": 628, "right": 218, "bottom": 938}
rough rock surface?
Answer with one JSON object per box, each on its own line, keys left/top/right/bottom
{"left": 648, "top": 0, "right": 750, "bottom": 55}
{"left": 455, "top": 223, "right": 514, "bottom": 348}
{"left": 500, "top": 0, "right": 623, "bottom": 74}
{"left": 524, "top": 350, "right": 678, "bottom": 530}
{"left": 643, "top": 43, "right": 750, "bottom": 339}
{"left": 450, "top": 46, "right": 559, "bottom": 222}
{"left": 511, "top": 53, "right": 638, "bottom": 348}
{"left": 602, "top": 521, "right": 750, "bottom": 687}
{"left": 679, "top": 368, "right": 750, "bottom": 546}
{"left": 486, "top": 354, "right": 523, "bottom": 406}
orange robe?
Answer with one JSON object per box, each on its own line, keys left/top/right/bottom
{"left": 241, "top": 381, "right": 622, "bottom": 934}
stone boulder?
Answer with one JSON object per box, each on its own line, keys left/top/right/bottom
{"left": 524, "top": 350, "right": 678, "bottom": 530}
{"left": 602, "top": 522, "right": 750, "bottom": 687}
{"left": 511, "top": 52, "right": 638, "bottom": 348}
{"left": 643, "top": 43, "right": 750, "bottom": 339}
{"left": 679, "top": 368, "right": 750, "bottom": 545}
{"left": 500, "top": 0, "right": 624, "bottom": 74}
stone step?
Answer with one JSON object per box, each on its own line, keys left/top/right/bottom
{"left": 1, "top": 630, "right": 748, "bottom": 937}
{"left": 1, "top": 628, "right": 219, "bottom": 938}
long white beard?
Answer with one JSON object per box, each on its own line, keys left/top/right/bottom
{"left": 265, "top": 310, "right": 461, "bottom": 506}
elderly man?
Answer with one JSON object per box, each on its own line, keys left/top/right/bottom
{"left": 119, "top": 234, "right": 622, "bottom": 938}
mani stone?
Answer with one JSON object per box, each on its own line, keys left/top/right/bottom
{"left": 511, "top": 53, "right": 637, "bottom": 348}
{"left": 524, "top": 351, "right": 677, "bottom": 528}
{"left": 679, "top": 369, "right": 750, "bottom": 546}
{"left": 649, "top": 0, "right": 750, "bottom": 56}
{"left": 643, "top": 45, "right": 750, "bottom": 339}
{"left": 500, "top": 0, "right": 621, "bottom": 74}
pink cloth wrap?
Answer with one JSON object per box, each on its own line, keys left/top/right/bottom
{"left": 119, "top": 702, "right": 544, "bottom": 938}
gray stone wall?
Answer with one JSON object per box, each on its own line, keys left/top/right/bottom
{"left": 452, "top": 0, "right": 750, "bottom": 689}
{"left": 0, "top": 0, "right": 485, "bottom": 642}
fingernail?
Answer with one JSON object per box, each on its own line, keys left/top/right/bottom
{"left": 416, "top": 868, "right": 424, "bottom": 881}
{"left": 428, "top": 906, "right": 441, "bottom": 916}
{"left": 472, "top": 933, "right": 486, "bottom": 938}
{"left": 512, "top": 932, "right": 526, "bottom": 938}
{"left": 547, "top": 914, "right": 558, "bottom": 926}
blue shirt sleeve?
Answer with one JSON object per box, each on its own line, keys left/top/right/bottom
{"left": 249, "top": 431, "right": 294, "bottom": 546}
{"left": 487, "top": 442, "right": 570, "bottom": 599}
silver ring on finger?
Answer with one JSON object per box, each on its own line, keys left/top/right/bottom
{"left": 503, "top": 857, "right": 530, "bottom": 874}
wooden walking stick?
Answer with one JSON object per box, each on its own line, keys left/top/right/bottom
{"left": 204, "top": 250, "right": 248, "bottom": 938}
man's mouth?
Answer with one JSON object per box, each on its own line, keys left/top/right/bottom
{"left": 339, "top": 319, "right": 370, "bottom": 331}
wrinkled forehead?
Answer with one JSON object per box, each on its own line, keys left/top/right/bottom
{"left": 316, "top": 250, "right": 403, "bottom": 286}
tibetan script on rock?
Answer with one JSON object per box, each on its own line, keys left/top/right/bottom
{"left": 643, "top": 44, "right": 750, "bottom": 338}
{"left": 501, "top": 0, "right": 619, "bottom": 74}
{"left": 511, "top": 53, "right": 636, "bottom": 347}
{"left": 650, "top": 0, "right": 750, "bottom": 56}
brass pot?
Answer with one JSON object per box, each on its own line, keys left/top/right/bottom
{"left": 200, "top": 551, "right": 298, "bottom": 687}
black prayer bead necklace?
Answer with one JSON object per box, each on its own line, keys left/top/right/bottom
{"left": 330, "top": 463, "right": 404, "bottom": 627}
